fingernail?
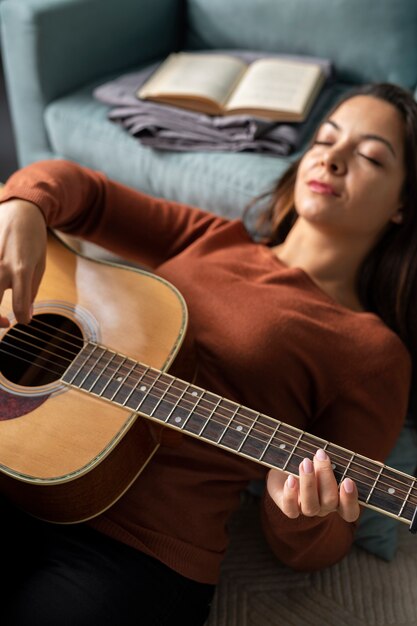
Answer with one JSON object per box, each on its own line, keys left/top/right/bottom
{"left": 315, "top": 448, "right": 328, "bottom": 461}
{"left": 287, "top": 475, "right": 297, "bottom": 489}
{"left": 344, "top": 478, "right": 354, "bottom": 494}
{"left": 302, "top": 458, "right": 314, "bottom": 474}
{"left": 29, "top": 304, "right": 34, "bottom": 320}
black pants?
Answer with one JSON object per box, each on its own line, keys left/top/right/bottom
{"left": 0, "top": 497, "right": 215, "bottom": 626}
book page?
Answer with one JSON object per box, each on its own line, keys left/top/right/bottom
{"left": 138, "top": 53, "right": 247, "bottom": 107}
{"left": 225, "top": 58, "right": 324, "bottom": 116}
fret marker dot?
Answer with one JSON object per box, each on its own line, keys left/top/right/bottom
{"left": 236, "top": 425, "right": 243, "bottom": 432}
{"left": 116, "top": 376, "right": 123, "bottom": 382}
{"left": 279, "top": 444, "right": 286, "bottom": 449}
{"left": 174, "top": 416, "right": 182, "bottom": 423}
{"left": 140, "top": 386, "right": 147, "bottom": 392}
{"left": 191, "top": 391, "right": 198, "bottom": 397}
{"left": 388, "top": 487, "right": 396, "bottom": 495}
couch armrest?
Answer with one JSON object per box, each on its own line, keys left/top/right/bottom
{"left": 0, "top": 0, "right": 184, "bottom": 166}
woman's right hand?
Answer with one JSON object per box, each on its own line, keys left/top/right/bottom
{"left": 0, "top": 199, "right": 47, "bottom": 327}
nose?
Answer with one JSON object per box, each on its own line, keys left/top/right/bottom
{"left": 321, "top": 147, "right": 347, "bottom": 175}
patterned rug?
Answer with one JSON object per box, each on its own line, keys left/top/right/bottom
{"left": 206, "top": 493, "right": 417, "bottom": 626}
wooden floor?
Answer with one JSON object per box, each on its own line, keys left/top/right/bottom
{"left": 0, "top": 53, "right": 18, "bottom": 181}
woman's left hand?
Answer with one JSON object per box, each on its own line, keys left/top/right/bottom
{"left": 266, "top": 448, "right": 361, "bottom": 522}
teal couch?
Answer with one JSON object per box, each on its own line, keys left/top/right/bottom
{"left": 1, "top": 0, "right": 417, "bottom": 218}
{"left": 1, "top": 0, "right": 417, "bottom": 569}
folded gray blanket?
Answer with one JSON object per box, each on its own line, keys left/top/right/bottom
{"left": 93, "top": 51, "right": 337, "bottom": 155}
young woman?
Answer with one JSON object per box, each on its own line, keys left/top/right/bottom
{"left": 0, "top": 83, "right": 415, "bottom": 625}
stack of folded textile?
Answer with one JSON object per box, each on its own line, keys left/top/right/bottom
{"left": 94, "top": 51, "right": 336, "bottom": 155}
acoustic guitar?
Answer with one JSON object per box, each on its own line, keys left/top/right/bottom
{"left": 0, "top": 231, "right": 416, "bottom": 532}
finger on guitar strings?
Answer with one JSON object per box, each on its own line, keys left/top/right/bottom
{"left": 313, "top": 448, "right": 340, "bottom": 514}
{"left": 298, "top": 457, "right": 321, "bottom": 517}
{"left": 339, "top": 478, "right": 361, "bottom": 522}
{"left": 0, "top": 276, "right": 11, "bottom": 327}
{"left": 12, "top": 270, "right": 34, "bottom": 324}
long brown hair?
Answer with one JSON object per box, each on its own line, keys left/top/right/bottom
{"left": 246, "top": 83, "right": 417, "bottom": 369}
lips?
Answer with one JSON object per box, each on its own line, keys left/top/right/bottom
{"left": 308, "top": 180, "right": 340, "bottom": 196}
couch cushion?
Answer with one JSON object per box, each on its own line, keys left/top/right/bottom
{"left": 186, "top": 0, "right": 417, "bottom": 87}
{"left": 45, "top": 73, "right": 353, "bottom": 218}
{"left": 45, "top": 81, "right": 295, "bottom": 218}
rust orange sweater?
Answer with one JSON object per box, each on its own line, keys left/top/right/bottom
{"left": 0, "top": 160, "right": 411, "bottom": 583}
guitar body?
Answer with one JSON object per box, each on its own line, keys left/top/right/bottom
{"left": 0, "top": 231, "right": 187, "bottom": 522}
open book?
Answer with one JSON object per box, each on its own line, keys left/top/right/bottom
{"left": 137, "top": 52, "right": 327, "bottom": 122}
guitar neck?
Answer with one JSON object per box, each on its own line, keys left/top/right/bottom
{"left": 62, "top": 341, "right": 417, "bottom": 526}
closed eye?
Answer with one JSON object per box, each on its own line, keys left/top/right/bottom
{"left": 359, "top": 153, "right": 382, "bottom": 167}
{"left": 313, "top": 141, "right": 382, "bottom": 166}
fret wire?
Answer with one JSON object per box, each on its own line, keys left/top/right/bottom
{"left": 120, "top": 364, "right": 150, "bottom": 406}
{"left": 150, "top": 379, "right": 282, "bottom": 452}
{"left": 64, "top": 342, "right": 95, "bottom": 384}
{"left": 274, "top": 429, "right": 324, "bottom": 463}
{"left": 110, "top": 360, "right": 138, "bottom": 401}
{"left": 14, "top": 318, "right": 417, "bottom": 512}
{"left": 63, "top": 347, "right": 417, "bottom": 503}
{"left": 61, "top": 352, "right": 400, "bottom": 482}
{"left": 347, "top": 458, "right": 411, "bottom": 498}
{"left": 365, "top": 465, "right": 384, "bottom": 503}
{"left": 163, "top": 380, "right": 412, "bottom": 496}
{"left": 179, "top": 388, "right": 206, "bottom": 427}
{"left": 282, "top": 431, "right": 304, "bottom": 471}
{"left": 149, "top": 375, "right": 175, "bottom": 417}
{"left": 179, "top": 386, "right": 204, "bottom": 430}
{"left": 398, "top": 479, "right": 416, "bottom": 518}
{"left": 181, "top": 389, "right": 247, "bottom": 431}
{"left": 164, "top": 381, "right": 190, "bottom": 423}
{"left": 197, "top": 394, "right": 223, "bottom": 437}
{"left": 76, "top": 346, "right": 103, "bottom": 388}
{"left": 196, "top": 393, "right": 214, "bottom": 436}
{"left": 339, "top": 453, "right": 355, "bottom": 484}
{"left": 217, "top": 402, "right": 241, "bottom": 445}
{"left": 134, "top": 370, "right": 163, "bottom": 412}
{"left": 208, "top": 397, "right": 223, "bottom": 440}
{"left": 85, "top": 350, "right": 116, "bottom": 392}
{"left": 147, "top": 373, "right": 252, "bottom": 435}
{"left": 259, "top": 420, "right": 282, "bottom": 462}
{"left": 274, "top": 432, "right": 410, "bottom": 498}
{"left": 237, "top": 411, "right": 260, "bottom": 452}
{"left": 98, "top": 356, "right": 127, "bottom": 396}
{"left": 68, "top": 348, "right": 414, "bottom": 499}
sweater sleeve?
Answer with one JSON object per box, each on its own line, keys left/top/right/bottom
{"left": 260, "top": 329, "right": 412, "bottom": 571}
{"left": 0, "top": 159, "right": 229, "bottom": 269}
{"left": 261, "top": 489, "right": 357, "bottom": 571}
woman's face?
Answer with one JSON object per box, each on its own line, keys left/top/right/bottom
{"left": 294, "top": 95, "right": 406, "bottom": 240}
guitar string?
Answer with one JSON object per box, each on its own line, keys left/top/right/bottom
{"left": 1, "top": 327, "right": 414, "bottom": 499}
{"left": 18, "top": 321, "right": 82, "bottom": 351}
{"left": 0, "top": 338, "right": 415, "bottom": 508}
{"left": 1, "top": 327, "right": 415, "bottom": 501}
{"left": 1, "top": 327, "right": 81, "bottom": 360}
{"left": 0, "top": 342, "right": 414, "bottom": 512}
{"left": 21, "top": 316, "right": 417, "bottom": 499}
{"left": 12, "top": 318, "right": 84, "bottom": 351}
{"left": 23, "top": 316, "right": 85, "bottom": 347}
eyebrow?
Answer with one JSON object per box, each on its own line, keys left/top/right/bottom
{"left": 324, "top": 119, "right": 397, "bottom": 157}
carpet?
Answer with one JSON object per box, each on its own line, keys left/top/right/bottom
{"left": 206, "top": 493, "right": 417, "bottom": 626}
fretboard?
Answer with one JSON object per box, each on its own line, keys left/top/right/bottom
{"left": 62, "top": 342, "right": 417, "bottom": 526}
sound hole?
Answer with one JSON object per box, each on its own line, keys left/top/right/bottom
{"left": 0, "top": 313, "right": 84, "bottom": 387}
